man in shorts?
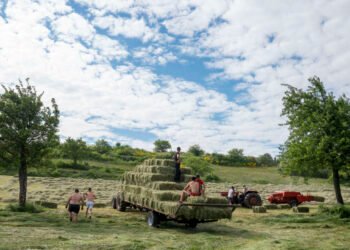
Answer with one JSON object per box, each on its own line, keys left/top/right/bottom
{"left": 84, "top": 187, "right": 96, "bottom": 219}
{"left": 66, "top": 188, "right": 84, "bottom": 223}
{"left": 195, "top": 174, "right": 206, "bottom": 195}
{"left": 179, "top": 176, "right": 201, "bottom": 203}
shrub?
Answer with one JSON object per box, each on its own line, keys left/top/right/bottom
{"left": 7, "top": 203, "right": 44, "bottom": 213}
{"left": 183, "top": 155, "right": 213, "bottom": 176}
{"left": 318, "top": 205, "right": 350, "bottom": 218}
{"left": 205, "top": 173, "right": 220, "bottom": 182}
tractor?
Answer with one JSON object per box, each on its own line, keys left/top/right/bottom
{"left": 220, "top": 190, "right": 262, "bottom": 208}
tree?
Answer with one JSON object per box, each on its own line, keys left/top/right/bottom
{"left": 257, "top": 153, "right": 275, "bottom": 166}
{"left": 0, "top": 80, "right": 59, "bottom": 207}
{"left": 61, "top": 137, "right": 87, "bottom": 166}
{"left": 227, "top": 148, "right": 245, "bottom": 166}
{"left": 280, "top": 76, "right": 350, "bottom": 204}
{"left": 94, "top": 139, "right": 112, "bottom": 154}
{"left": 153, "top": 139, "right": 171, "bottom": 152}
{"left": 188, "top": 144, "right": 205, "bottom": 156}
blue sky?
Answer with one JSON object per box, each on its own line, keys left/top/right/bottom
{"left": 0, "top": 0, "right": 349, "bottom": 156}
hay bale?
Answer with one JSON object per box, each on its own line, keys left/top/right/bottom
{"left": 277, "top": 204, "right": 291, "bottom": 209}
{"left": 312, "top": 196, "right": 325, "bottom": 202}
{"left": 264, "top": 204, "right": 278, "bottom": 209}
{"left": 253, "top": 206, "right": 266, "bottom": 213}
{"left": 35, "top": 201, "right": 57, "bottom": 209}
{"left": 293, "top": 206, "right": 309, "bottom": 213}
{"left": 148, "top": 182, "right": 184, "bottom": 190}
{"left": 135, "top": 165, "right": 192, "bottom": 175}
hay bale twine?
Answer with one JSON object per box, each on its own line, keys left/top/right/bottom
{"left": 264, "top": 204, "right": 278, "bottom": 209}
{"left": 293, "top": 206, "right": 309, "bottom": 213}
{"left": 253, "top": 206, "right": 266, "bottom": 213}
{"left": 277, "top": 204, "right": 291, "bottom": 209}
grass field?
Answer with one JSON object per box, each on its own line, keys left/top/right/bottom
{"left": 1, "top": 163, "right": 350, "bottom": 249}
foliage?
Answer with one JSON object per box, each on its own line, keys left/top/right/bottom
{"left": 7, "top": 203, "right": 44, "bottom": 213}
{"left": 0, "top": 80, "right": 59, "bottom": 206}
{"left": 204, "top": 173, "right": 220, "bottom": 182}
{"left": 153, "top": 139, "right": 171, "bottom": 152}
{"left": 61, "top": 137, "right": 87, "bottom": 165}
{"left": 257, "top": 153, "right": 275, "bottom": 166}
{"left": 94, "top": 139, "right": 112, "bottom": 154}
{"left": 280, "top": 76, "right": 350, "bottom": 204}
{"left": 318, "top": 205, "right": 350, "bottom": 218}
{"left": 188, "top": 144, "right": 205, "bottom": 156}
{"left": 227, "top": 148, "right": 245, "bottom": 165}
{"left": 183, "top": 155, "right": 213, "bottom": 176}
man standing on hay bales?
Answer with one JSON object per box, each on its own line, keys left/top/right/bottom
{"left": 66, "top": 189, "right": 84, "bottom": 223}
{"left": 179, "top": 176, "right": 201, "bottom": 203}
{"left": 84, "top": 188, "right": 96, "bottom": 220}
{"left": 174, "top": 147, "right": 182, "bottom": 182}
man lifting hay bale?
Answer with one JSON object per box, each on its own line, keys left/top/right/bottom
{"left": 179, "top": 176, "right": 201, "bottom": 203}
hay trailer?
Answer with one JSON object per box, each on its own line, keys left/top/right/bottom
{"left": 267, "top": 191, "right": 325, "bottom": 207}
{"left": 112, "top": 159, "right": 235, "bottom": 228}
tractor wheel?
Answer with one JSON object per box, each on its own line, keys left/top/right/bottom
{"left": 116, "top": 195, "right": 127, "bottom": 212}
{"left": 112, "top": 197, "right": 117, "bottom": 209}
{"left": 186, "top": 219, "right": 198, "bottom": 228}
{"left": 147, "top": 211, "right": 160, "bottom": 227}
{"left": 243, "top": 193, "right": 262, "bottom": 208}
{"left": 290, "top": 199, "right": 298, "bottom": 207}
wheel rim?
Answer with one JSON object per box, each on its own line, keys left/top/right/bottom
{"left": 147, "top": 212, "right": 154, "bottom": 226}
{"left": 250, "top": 197, "right": 257, "bottom": 205}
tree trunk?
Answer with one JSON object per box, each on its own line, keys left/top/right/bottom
{"left": 18, "top": 148, "right": 27, "bottom": 207}
{"left": 332, "top": 167, "right": 344, "bottom": 205}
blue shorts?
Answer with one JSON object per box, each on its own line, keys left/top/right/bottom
{"left": 86, "top": 201, "right": 94, "bottom": 209}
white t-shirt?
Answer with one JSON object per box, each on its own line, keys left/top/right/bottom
{"left": 228, "top": 188, "right": 235, "bottom": 198}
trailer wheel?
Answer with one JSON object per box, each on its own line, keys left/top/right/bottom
{"left": 186, "top": 219, "right": 198, "bottom": 228}
{"left": 112, "top": 197, "right": 117, "bottom": 209}
{"left": 116, "top": 195, "right": 127, "bottom": 212}
{"left": 244, "top": 193, "right": 262, "bottom": 208}
{"left": 290, "top": 199, "right": 298, "bottom": 207}
{"left": 147, "top": 211, "right": 160, "bottom": 227}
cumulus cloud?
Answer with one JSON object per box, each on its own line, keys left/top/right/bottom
{"left": 1, "top": 0, "right": 349, "bottom": 156}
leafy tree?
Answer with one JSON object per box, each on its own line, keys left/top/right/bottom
{"left": 153, "top": 139, "right": 171, "bottom": 152}
{"left": 188, "top": 144, "right": 205, "bottom": 156}
{"left": 280, "top": 76, "right": 350, "bottom": 204}
{"left": 257, "top": 153, "right": 275, "bottom": 166}
{"left": 0, "top": 80, "right": 59, "bottom": 207}
{"left": 227, "top": 148, "right": 245, "bottom": 166}
{"left": 94, "top": 139, "right": 112, "bottom": 154}
{"left": 183, "top": 155, "right": 213, "bottom": 176}
{"left": 61, "top": 137, "right": 87, "bottom": 166}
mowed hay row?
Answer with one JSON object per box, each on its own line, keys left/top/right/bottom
{"left": 253, "top": 206, "right": 267, "bottom": 213}
{"left": 312, "top": 196, "right": 326, "bottom": 202}
{"left": 134, "top": 165, "right": 192, "bottom": 175}
{"left": 293, "top": 206, "right": 310, "bottom": 213}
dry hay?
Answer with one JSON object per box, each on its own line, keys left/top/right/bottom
{"left": 135, "top": 165, "right": 192, "bottom": 175}
{"left": 293, "top": 206, "right": 309, "bottom": 213}
{"left": 147, "top": 181, "right": 185, "bottom": 190}
{"left": 264, "top": 204, "right": 278, "bottom": 209}
{"left": 253, "top": 206, "right": 266, "bottom": 213}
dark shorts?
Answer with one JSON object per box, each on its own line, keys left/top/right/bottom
{"left": 69, "top": 204, "right": 80, "bottom": 214}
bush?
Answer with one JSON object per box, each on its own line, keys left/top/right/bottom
{"left": 7, "top": 203, "right": 44, "bottom": 213}
{"left": 318, "top": 205, "right": 350, "bottom": 218}
{"left": 183, "top": 155, "right": 213, "bottom": 176}
{"left": 205, "top": 173, "right": 220, "bottom": 182}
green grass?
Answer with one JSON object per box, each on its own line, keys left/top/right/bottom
{"left": 0, "top": 205, "right": 349, "bottom": 250}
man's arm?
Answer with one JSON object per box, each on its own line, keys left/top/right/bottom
{"left": 66, "top": 197, "right": 71, "bottom": 208}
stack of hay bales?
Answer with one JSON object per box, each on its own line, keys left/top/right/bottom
{"left": 119, "top": 159, "right": 233, "bottom": 221}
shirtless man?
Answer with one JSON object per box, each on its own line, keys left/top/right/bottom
{"left": 179, "top": 176, "right": 201, "bottom": 203}
{"left": 84, "top": 187, "right": 96, "bottom": 219}
{"left": 66, "top": 189, "right": 84, "bottom": 223}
